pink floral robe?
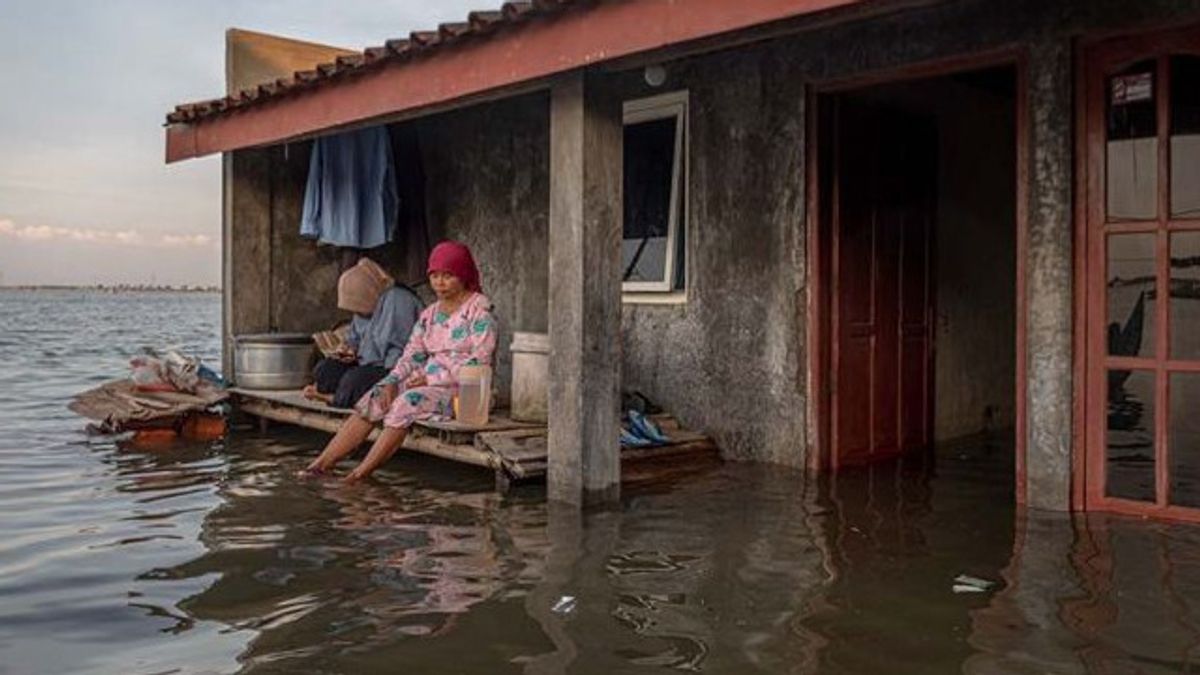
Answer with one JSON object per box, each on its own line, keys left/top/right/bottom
{"left": 355, "top": 292, "right": 497, "bottom": 429}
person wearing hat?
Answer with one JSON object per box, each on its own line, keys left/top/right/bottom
{"left": 302, "top": 241, "right": 496, "bottom": 482}
{"left": 304, "top": 257, "right": 423, "bottom": 409}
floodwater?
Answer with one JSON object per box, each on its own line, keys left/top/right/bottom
{"left": 3, "top": 290, "right": 1200, "bottom": 674}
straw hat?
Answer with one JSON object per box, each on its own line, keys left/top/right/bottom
{"left": 337, "top": 258, "right": 394, "bottom": 315}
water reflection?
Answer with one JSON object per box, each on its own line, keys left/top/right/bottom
{"left": 20, "top": 424, "right": 1200, "bottom": 673}
{"left": 969, "top": 511, "right": 1200, "bottom": 674}
{"left": 95, "top": 432, "right": 1200, "bottom": 673}
{"left": 13, "top": 293, "right": 1200, "bottom": 671}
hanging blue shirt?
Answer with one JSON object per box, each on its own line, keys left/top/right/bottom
{"left": 345, "top": 285, "right": 423, "bottom": 369}
{"left": 300, "top": 126, "right": 399, "bottom": 249}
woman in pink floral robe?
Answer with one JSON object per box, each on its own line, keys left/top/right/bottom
{"left": 355, "top": 291, "right": 496, "bottom": 429}
{"left": 303, "top": 241, "right": 496, "bottom": 482}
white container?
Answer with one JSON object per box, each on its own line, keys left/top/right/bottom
{"left": 456, "top": 364, "right": 493, "bottom": 427}
{"left": 510, "top": 332, "right": 549, "bottom": 423}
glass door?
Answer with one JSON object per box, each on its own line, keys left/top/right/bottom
{"left": 1086, "top": 26, "right": 1200, "bottom": 519}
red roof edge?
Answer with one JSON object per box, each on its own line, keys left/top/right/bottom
{"left": 165, "top": 0, "right": 867, "bottom": 162}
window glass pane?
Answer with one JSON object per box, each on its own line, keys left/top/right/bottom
{"left": 622, "top": 116, "right": 677, "bottom": 285}
{"left": 1171, "top": 55, "right": 1200, "bottom": 218}
{"left": 1107, "top": 233, "right": 1156, "bottom": 358}
{"left": 1107, "top": 369, "right": 1157, "bottom": 502}
{"left": 1171, "top": 231, "right": 1200, "bottom": 359}
{"left": 1107, "top": 60, "right": 1158, "bottom": 221}
{"left": 1170, "top": 373, "right": 1200, "bottom": 508}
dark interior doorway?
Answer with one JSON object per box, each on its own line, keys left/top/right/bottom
{"left": 815, "top": 65, "right": 1019, "bottom": 470}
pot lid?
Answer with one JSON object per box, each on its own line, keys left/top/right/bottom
{"left": 234, "top": 332, "right": 313, "bottom": 345}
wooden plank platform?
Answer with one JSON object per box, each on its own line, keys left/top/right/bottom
{"left": 230, "top": 387, "right": 719, "bottom": 490}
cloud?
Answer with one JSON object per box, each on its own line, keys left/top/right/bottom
{"left": 161, "top": 233, "right": 213, "bottom": 247}
{"left": 0, "top": 218, "right": 213, "bottom": 249}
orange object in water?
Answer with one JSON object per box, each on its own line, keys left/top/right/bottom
{"left": 130, "top": 428, "right": 180, "bottom": 447}
{"left": 183, "top": 414, "right": 227, "bottom": 440}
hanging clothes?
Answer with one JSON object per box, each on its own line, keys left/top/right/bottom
{"left": 300, "top": 126, "right": 399, "bottom": 248}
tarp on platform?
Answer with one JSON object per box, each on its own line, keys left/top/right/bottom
{"left": 69, "top": 379, "right": 228, "bottom": 432}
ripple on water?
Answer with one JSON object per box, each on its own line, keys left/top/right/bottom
{"left": 5, "top": 291, "right": 1200, "bottom": 674}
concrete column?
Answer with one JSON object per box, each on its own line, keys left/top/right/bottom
{"left": 1024, "top": 38, "right": 1074, "bottom": 511}
{"left": 225, "top": 148, "right": 274, "bottom": 384}
{"left": 222, "top": 152, "right": 234, "bottom": 380}
{"left": 547, "top": 72, "right": 623, "bottom": 505}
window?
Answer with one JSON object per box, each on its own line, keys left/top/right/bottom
{"left": 622, "top": 91, "right": 688, "bottom": 295}
{"left": 1106, "top": 60, "right": 1158, "bottom": 221}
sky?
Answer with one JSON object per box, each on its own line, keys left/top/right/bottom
{"left": 0, "top": 0, "right": 483, "bottom": 286}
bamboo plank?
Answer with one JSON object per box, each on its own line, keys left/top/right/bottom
{"left": 477, "top": 430, "right": 548, "bottom": 462}
{"left": 621, "top": 439, "right": 719, "bottom": 462}
{"left": 238, "top": 398, "right": 496, "bottom": 468}
{"left": 237, "top": 391, "right": 720, "bottom": 488}
{"left": 403, "top": 435, "right": 499, "bottom": 469}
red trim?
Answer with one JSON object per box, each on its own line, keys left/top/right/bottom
{"left": 835, "top": 94, "right": 844, "bottom": 470}
{"left": 1080, "top": 23, "right": 1200, "bottom": 523}
{"left": 1072, "top": 36, "right": 1088, "bottom": 511}
{"left": 165, "top": 0, "right": 865, "bottom": 162}
{"left": 1015, "top": 53, "right": 1030, "bottom": 506}
{"left": 1082, "top": 37, "right": 1108, "bottom": 515}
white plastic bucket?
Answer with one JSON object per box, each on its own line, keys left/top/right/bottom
{"left": 510, "top": 332, "right": 549, "bottom": 423}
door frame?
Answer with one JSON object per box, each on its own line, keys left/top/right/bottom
{"left": 805, "top": 48, "right": 1031, "bottom": 504}
{"left": 1076, "top": 23, "right": 1200, "bottom": 522}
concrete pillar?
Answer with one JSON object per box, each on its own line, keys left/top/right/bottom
{"left": 222, "top": 152, "right": 234, "bottom": 380}
{"left": 1024, "top": 38, "right": 1074, "bottom": 511}
{"left": 224, "top": 148, "right": 274, "bottom": 383}
{"left": 547, "top": 72, "right": 623, "bottom": 505}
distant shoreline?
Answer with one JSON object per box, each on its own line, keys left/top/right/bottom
{"left": 0, "top": 285, "right": 221, "bottom": 293}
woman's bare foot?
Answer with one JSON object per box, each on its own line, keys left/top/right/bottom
{"left": 296, "top": 458, "right": 330, "bottom": 479}
{"left": 302, "top": 385, "right": 334, "bottom": 404}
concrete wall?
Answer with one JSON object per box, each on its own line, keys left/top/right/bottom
{"left": 613, "top": 53, "right": 808, "bottom": 465}
{"left": 225, "top": 28, "right": 352, "bottom": 97}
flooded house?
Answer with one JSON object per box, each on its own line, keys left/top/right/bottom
{"left": 164, "top": 0, "right": 1200, "bottom": 518}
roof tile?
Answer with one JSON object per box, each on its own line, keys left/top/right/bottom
{"left": 167, "top": 1, "right": 580, "bottom": 125}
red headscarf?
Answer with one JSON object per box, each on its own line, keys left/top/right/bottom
{"left": 427, "top": 240, "right": 482, "bottom": 293}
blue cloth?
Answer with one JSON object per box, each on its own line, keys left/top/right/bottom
{"left": 345, "top": 285, "right": 423, "bottom": 369}
{"left": 300, "top": 126, "right": 399, "bottom": 248}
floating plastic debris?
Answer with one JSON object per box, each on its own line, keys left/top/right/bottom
{"left": 552, "top": 595, "right": 577, "bottom": 614}
{"left": 952, "top": 574, "right": 996, "bottom": 594}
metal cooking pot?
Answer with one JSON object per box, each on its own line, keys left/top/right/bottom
{"left": 233, "top": 333, "right": 314, "bottom": 390}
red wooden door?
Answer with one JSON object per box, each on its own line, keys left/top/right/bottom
{"left": 1084, "top": 26, "right": 1200, "bottom": 520}
{"left": 832, "top": 99, "right": 936, "bottom": 467}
